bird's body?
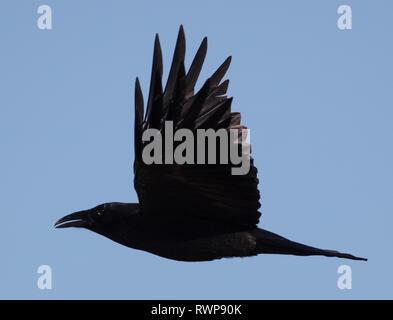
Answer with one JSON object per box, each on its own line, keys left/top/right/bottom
{"left": 56, "top": 202, "right": 365, "bottom": 262}
{"left": 98, "top": 212, "right": 258, "bottom": 262}
{"left": 55, "top": 26, "right": 367, "bottom": 262}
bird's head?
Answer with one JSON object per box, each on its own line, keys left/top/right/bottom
{"left": 54, "top": 202, "right": 139, "bottom": 230}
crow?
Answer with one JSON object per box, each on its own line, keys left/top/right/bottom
{"left": 55, "top": 26, "right": 367, "bottom": 262}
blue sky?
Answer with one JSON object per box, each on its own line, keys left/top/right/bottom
{"left": 1, "top": 0, "right": 392, "bottom": 299}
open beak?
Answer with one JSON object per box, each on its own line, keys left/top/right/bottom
{"left": 54, "top": 210, "right": 90, "bottom": 228}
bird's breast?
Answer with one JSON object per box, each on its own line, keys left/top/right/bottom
{"left": 129, "top": 230, "right": 258, "bottom": 262}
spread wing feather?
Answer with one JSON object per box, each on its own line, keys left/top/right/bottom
{"left": 133, "top": 26, "right": 261, "bottom": 228}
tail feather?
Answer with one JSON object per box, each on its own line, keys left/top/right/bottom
{"left": 254, "top": 229, "right": 367, "bottom": 261}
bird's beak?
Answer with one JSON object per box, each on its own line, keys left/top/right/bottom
{"left": 54, "top": 210, "right": 90, "bottom": 229}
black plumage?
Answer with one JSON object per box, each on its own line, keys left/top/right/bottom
{"left": 55, "top": 26, "right": 366, "bottom": 262}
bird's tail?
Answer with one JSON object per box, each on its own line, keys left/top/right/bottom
{"left": 253, "top": 229, "right": 367, "bottom": 261}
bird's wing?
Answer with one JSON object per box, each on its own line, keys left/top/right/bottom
{"left": 133, "top": 26, "right": 261, "bottom": 228}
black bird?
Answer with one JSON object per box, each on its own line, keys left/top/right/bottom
{"left": 55, "top": 26, "right": 367, "bottom": 262}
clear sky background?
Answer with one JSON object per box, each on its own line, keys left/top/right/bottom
{"left": 1, "top": 0, "right": 392, "bottom": 299}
